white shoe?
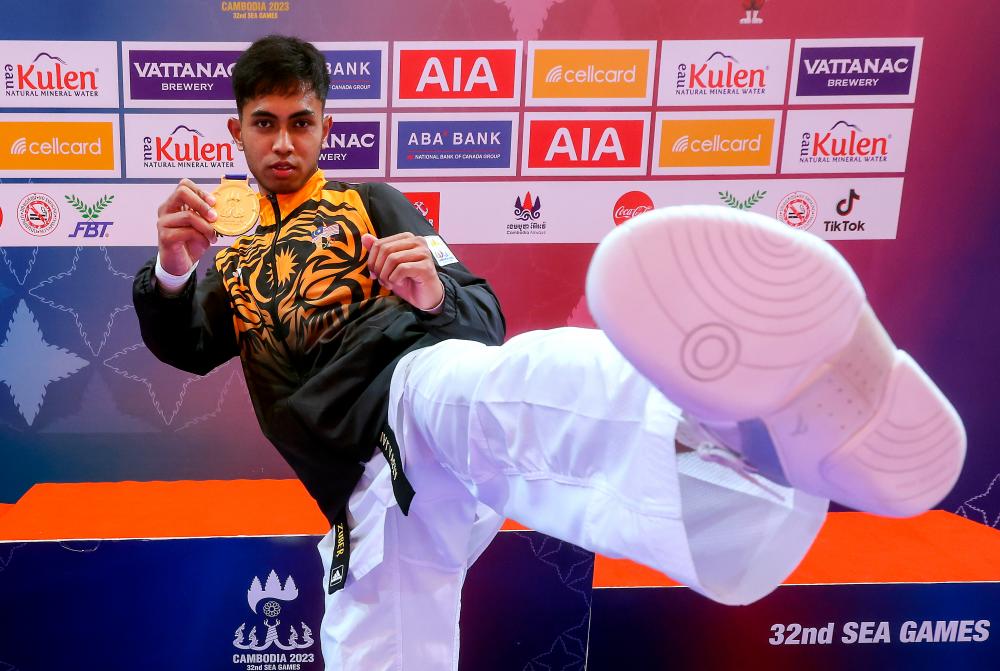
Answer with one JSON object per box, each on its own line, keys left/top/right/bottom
{"left": 587, "top": 205, "right": 966, "bottom": 517}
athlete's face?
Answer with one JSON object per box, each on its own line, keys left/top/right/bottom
{"left": 228, "top": 86, "right": 332, "bottom": 195}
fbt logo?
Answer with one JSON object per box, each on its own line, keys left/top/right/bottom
{"left": 396, "top": 44, "right": 520, "bottom": 104}
{"left": 4, "top": 51, "right": 98, "bottom": 97}
{"left": 799, "top": 120, "right": 888, "bottom": 164}
{"left": 613, "top": 191, "right": 654, "bottom": 225}
{"left": 143, "top": 124, "right": 235, "bottom": 167}
{"left": 403, "top": 192, "right": 440, "bottom": 231}
{"left": 65, "top": 194, "right": 114, "bottom": 239}
{"left": 529, "top": 44, "right": 653, "bottom": 102}
{"left": 675, "top": 50, "right": 766, "bottom": 95}
{"left": 525, "top": 116, "right": 646, "bottom": 173}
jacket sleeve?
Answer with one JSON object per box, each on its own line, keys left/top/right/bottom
{"left": 360, "top": 182, "right": 506, "bottom": 346}
{"left": 132, "top": 255, "right": 239, "bottom": 375}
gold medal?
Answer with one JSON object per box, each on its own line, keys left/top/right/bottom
{"left": 211, "top": 174, "right": 260, "bottom": 237}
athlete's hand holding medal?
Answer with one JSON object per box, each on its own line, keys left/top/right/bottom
{"left": 155, "top": 175, "right": 259, "bottom": 276}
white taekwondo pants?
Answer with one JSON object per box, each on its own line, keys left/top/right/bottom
{"left": 317, "top": 328, "right": 828, "bottom": 670}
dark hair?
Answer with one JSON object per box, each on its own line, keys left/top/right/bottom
{"left": 231, "top": 35, "right": 329, "bottom": 113}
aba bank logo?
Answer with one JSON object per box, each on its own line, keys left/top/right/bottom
{"left": 525, "top": 118, "right": 646, "bottom": 171}
{"left": 319, "top": 120, "right": 381, "bottom": 171}
{"left": 395, "top": 43, "right": 520, "bottom": 103}
{"left": 127, "top": 46, "right": 239, "bottom": 101}
{"left": 509, "top": 192, "right": 545, "bottom": 235}
{"left": 143, "top": 124, "right": 235, "bottom": 168}
{"left": 528, "top": 43, "right": 654, "bottom": 102}
{"left": 232, "top": 570, "right": 316, "bottom": 667}
{"left": 403, "top": 192, "right": 440, "bottom": 231}
{"left": 325, "top": 49, "right": 382, "bottom": 100}
{"left": 396, "top": 119, "right": 513, "bottom": 170}
{"left": 793, "top": 40, "right": 920, "bottom": 99}
{"left": 66, "top": 194, "right": 114, "bottom": 239}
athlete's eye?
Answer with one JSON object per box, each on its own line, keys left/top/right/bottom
{"left": 254, "top": 119, "right": 272, "bottom": 128}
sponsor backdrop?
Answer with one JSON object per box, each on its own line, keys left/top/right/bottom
{"left": 0, "top": 1, "right": 998, "bottom": 669}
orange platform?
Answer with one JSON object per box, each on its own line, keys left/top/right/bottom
{"left": 1, "top": 479, "right": 997, "bottom": 588}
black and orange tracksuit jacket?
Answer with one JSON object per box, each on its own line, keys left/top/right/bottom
{"left": 132, "top": 170, "right": 506, "bottom": 526}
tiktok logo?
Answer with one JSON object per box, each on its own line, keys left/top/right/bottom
{"left": 837, "top": 188, "right": 861, "bottom": 216}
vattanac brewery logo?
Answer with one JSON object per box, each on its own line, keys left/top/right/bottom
{"left": 144, "top": 124, "right": 235, "bottom": 169}
{"left": 509, "top": 192, "right": 545, "bottom": 236}
{"left": 66, "top": 194, "right": 114, "bottom": 239}
{"left": 4, "top": 51, "right": 99, "bottom": 98}
{"left": 232, "top": 570, "right": 316, "bottom": 670}
{"left": 675, "top": 50, "right": 766, "bottom": 96}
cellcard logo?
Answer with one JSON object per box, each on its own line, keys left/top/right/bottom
{"left": 319, "top": 119, "right": 381, "bottom": 172}
{"left": 0, "top": 120, "right": 116, "bottom": 173}
{"left": 529, "top": 44, "right": 653, "bottom": 103}
{"left": 394, "top": 117, "right": 514, "bottom": 175}
{"left": 395, "top": 43, "right": 520, "bottom": 105}
{"left": 524, "top": 116, "right": 647, "bottom": 174}
{"left": 656, "top": 116, "right": 776, "bottom": 172}
{"left": 403, "top": 192, "right": 441, "bottom": 231}
{"left": 792, "top": 39, "right": 921, "bottom": 102}
{"left": 659, "top": 40, "right": 788, "bottom": 106}
{"left": 326, "top": 48, "right": 383, "bottom": 101}
{"left": 1, "top": 42, "right": 118, "bottom": 107}
{"left": 783, "top": 109, "right": 912, "bottom": 173}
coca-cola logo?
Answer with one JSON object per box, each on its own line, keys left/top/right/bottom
{"left": 613, "top": 191, "right": 654, "bottom": 225}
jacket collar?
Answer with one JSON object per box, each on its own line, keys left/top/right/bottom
{"left": 257, "top": 169, "right": 326, "bottom": 226}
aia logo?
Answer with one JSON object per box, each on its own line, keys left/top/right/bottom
{"left": 524, "top": 115, "right": 647, "bottom": 174}
{"left": 403, "top": 191, "right": 441, "bottom": 231}
{"left": 143, "top": 124, "right": 233, "bottom": 165}
{"left": 514, "top": 192, "right": 541, "bottom": 221}
{"left": 395, "top": 43, "right": 520, "bottom": 104}
{"left": 613, "top": 191, "right": 653, "bottom": 225}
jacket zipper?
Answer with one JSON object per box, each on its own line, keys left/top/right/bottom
{"left": 266, "top": 193, "right": 297, "bottom": 366}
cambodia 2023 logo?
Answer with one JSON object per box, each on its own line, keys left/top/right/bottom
{"left": 232, "top": 571, "right": 315, "bottom": 669}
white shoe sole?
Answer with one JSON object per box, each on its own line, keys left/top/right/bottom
{"left": 587, "top": 205, "right": 966, "bottom": 517}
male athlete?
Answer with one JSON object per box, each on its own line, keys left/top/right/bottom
{"left": 132, "top": 35, "right": 965, "bottom": 670}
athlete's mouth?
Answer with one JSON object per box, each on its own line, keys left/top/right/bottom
{"left": 270, "top": 162, "right": 296, "bottom": 176}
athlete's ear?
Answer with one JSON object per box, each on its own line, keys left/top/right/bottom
{"left": 228, "top": 117, "right": 243, "bottom": 150}
{"left": 322, "top": 114, "right": 333, "bottom": 138}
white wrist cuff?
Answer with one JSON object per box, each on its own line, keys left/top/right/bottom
{"left": 154, "top": 254, "right": 197, "bottom": 294}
